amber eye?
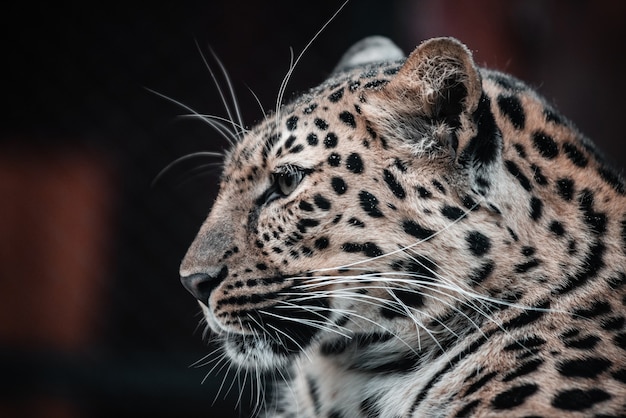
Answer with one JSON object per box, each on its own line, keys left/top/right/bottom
{"left": 274, "top": 167, "right": 305, "bottom": 196}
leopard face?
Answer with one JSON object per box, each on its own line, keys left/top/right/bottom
{"left": 178, "top": 37, "right": 626, "bottom": 417}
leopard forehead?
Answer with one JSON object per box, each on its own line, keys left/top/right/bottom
{"left": 222, "top": 61, "right": 400, "bottom": 176}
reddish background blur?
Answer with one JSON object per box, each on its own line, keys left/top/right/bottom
{"left": 1, "top": 1, "right": 624, "bottom": 417}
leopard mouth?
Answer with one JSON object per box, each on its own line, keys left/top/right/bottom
{"left": 215, "top": 296, "right": 331, "bottom": 369}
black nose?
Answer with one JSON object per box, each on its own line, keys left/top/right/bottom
{"left": 180, "top": 266, "right": 228, "bottom": 303}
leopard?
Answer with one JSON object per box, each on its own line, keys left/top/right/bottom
{"left": 178, "top": 36, "right": 626, "bottom": 417}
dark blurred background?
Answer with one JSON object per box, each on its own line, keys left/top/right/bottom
{"left": 1, "top": 1, "right": 624, "bottom": 417}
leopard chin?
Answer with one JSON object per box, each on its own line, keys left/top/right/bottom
{"left": 219, "top": 320, "right": 326, "bottom": 372}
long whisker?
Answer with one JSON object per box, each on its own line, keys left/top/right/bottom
{"left": 195, "top": 40, "right": 245, "bottom": 139}
{"left": 146, "top": 87, "right": 239, "bottom": 146}
{"left": 274, "top": 0, "right": 350, "bottom": 119}
{"left": 152, "top": 151, "right": 223, "bottom": 187}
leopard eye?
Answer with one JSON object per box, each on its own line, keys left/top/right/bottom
{"left": 274, "top": 168, "right": 305, "bottom": 196}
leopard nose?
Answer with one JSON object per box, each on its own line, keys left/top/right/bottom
{"left": 180, "top": 266, "right": 228, "bottom": 303}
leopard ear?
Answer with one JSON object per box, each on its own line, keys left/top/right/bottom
{"left": 363, "top": 37, "right": 483, "bottom": 157}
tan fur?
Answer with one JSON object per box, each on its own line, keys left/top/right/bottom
{"left": 180, "top": 37, "right": 626, "bottom": 417}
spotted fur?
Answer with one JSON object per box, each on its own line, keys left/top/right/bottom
{"left": 179, "top": 36, "right": 626, "bottom": 417}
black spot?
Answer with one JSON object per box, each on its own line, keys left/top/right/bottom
{"left": 296, "top": 218, "right": 319, "bottom": 233}
{"left": 552, "top": 388, "right": 611, "bottom": 411}
{"left": 460, "top": 94, "right": 501, "bottom": 167}
{"left": 564, "top": 335, "right": 600, "bottom": 350}
{"left": 403, "top": 220, "right": 435, "bottom": 241}
{"left": 341, "top": 242, "right": 383, "bottom": 258}
{"left": 262, "top": 133, "right": 280, "bottom": 159}
{"left": 503, "top": 358, "right": 544, "bottom": 382}
{"left": 556, "top": 178, "right": 575, "bottom": 201}
{"left": 384, "top": 66, "right": 400, "bottom": 76}
{"left": 475, "top": 176, "right": 490, "bottom": 191}
{"left": 284, "top": 135, "right": 296, "bottom": 148}
{"left": 497, "top": 95, "right": 525, "bottom": 130}
{"left": 348, "top": 80, "right": 361, "bottom": 91}
{"left": 514, "top": 259, "right": 541, "bottom": 273}
{"left": 324, "top": 132, "right": 338, "bottom": 148}
{"left": 417, "top": 186, "right": 432, "bottom": 199}
{"left": 574, "top": 301, "right": 611, "bottom": 318}
{"left": 314, "top": 118, "right": 328, "bottom": 130}
{"left": 503, "top": 300, "right": 550, "bottom": 330}
{"left": 390, "top": 288, "right": 425, "bottom": 309}
{"left": 521, "top": 246, "right": 535, "bottom": 256}
{"left": 346, "top": 153, "right": 364, "bottom": 174}
{"left": 441, "top": 205, "right": 465, "bottom": 221}
{"left": 432, "top": 180, "right": 446, "bottom": 194}
{"left": 394, "top": 158, "right": 408, "bottom": 172}
{"left": 602, "top": 316, "right": 625, "bottom": 331}
{"left": 302, "top": 103, "right": 319, "bottom": 116}
{"left": 532, "top": 131, "right": 559, "bottom": 159}
{"left": 339, "top": 111, "right": 356, "bottom": 128}
{"left": 314, "top": 237, "right": 329, "bottom": 250}
{"left": 608, "top": 272, "right": 626, "bottom": 289}
{"left": 579, "top": 189, "right": 607, "bottom": 235}
{"left": 598, "top": 167, "right": 625, "bottom": 194}
{"left": 529, "top": 197, "right": 543, "bottom": 221}
{"left": 491, "top": 383, "right": 538, "bottom": 409}
{"left": 359, "top": 191, "right": 384, "bottom": 218}
{"left": 507, "top": 227, "right": 519, "bottom": 241}
{"left": 286, "top": 116, "right": 298, "bottom": 131}
{"left": 382, "top": 169, "right": 406, "bottom": 199}
{"left": 348, "top": 217, "right": 365, "bottom": 228}
{"left": 549, "top": 220, "right": 565, "bottom": 236}
{"left": 464, "top": 371, "right": 498, "bottom": 396}
{"left": 614, "top": 332, "right": 626, "bottom": 350}
{"left": 299, "top": 201, "right": 314, "bottom": 212}
{"left": 328, "top": 153, "right": 341, "bottom": 167}
{"left": 307, "top": 133, "right": 319, "bottom": 146}
{"left": 290, "top": 144, "right": 304, "bottom": 154}
{"left": 328, "top": 88, "right": 344, "bottom": 103}
{"left": 556, "top": 357, "right": 612, "bottom": 379}
{"left": 466, "top": 231, "right": 491, "bottom": 256}
{"left": 461, "top": 195, "right": 478, "bottom": 211}
{"left": 313, "top": 194, "right": 331, "bottom": 210}
{"left": 563, "top": 142, "right": 588, "bottom": 167}
{"left": 513, "top": 143, "right": 527, "bottom": 158}
{"left": 531, "top": 164, "right": 548, "bottom": 186}
{"left": 363, "top": 79, "right": 388, "bottom": 89}
{"left": 505, "top": 160, "right": 532, "bottom": 191}
{"left": 469, "top": 260, "right": 495, "bottom": 285}
{"left": 331, "top": 177, "right": 348, "bottom": 195}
